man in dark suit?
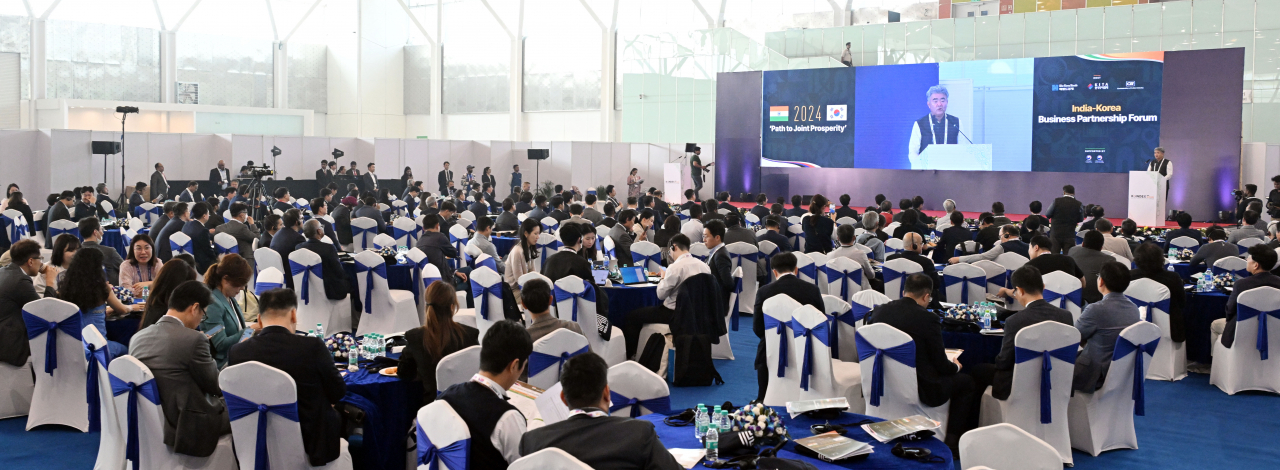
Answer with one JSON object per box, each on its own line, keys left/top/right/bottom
{"left": 887, "top": 233, "right": 942, "bottom": 304}
{"left": 745, "top": 194, "right": 768, "bottom": 221}
{"left": 1164, "top": 212, "right": 1205, "bottom": 245}
{"left": 437, "top": 161, "right": 453, "bottom": 194}
{"left": 833, "top": 194, "right": 859, "bottom": 221}
{"left": 934, "top": 211, "right": 973, "bottom": 263}
{"left": 153, "top": 202, "right": 175, "bottom": 234}
{"left": 44, "top": 191, "right": 74, "bottom": 248}
{"left": 515, "top": 192, "right": 534, "bottom": 215}
{"left": 214, "top": 202, "right": 259, "bottom": 265}
{"left": 495, "top": 199, "right": 519, "bottom": 232}
{"left": 608, "top": 210, "right": 637, "bottom": 267}
{"left": 542, "top": 224, "right": 592, "bottom": 282}
{"left": 177, "top": 181, "right": 200, "bottom": 203}
{"left": 271, "top": 187, "right": 295, "bottom": 213}
{"left": 973, "top": 215, "right": 1000, "bottom": 252}
{"left": 183, "top": 202, "right": 218, "bottom": 273}
{"left": 315, "top": 159, "right": 332, "bottom": 188}
{"left": 154, "top": 202, "right": 190, "bottom": 262}
{"left": 969, "top": 266, "right": 1074, "bottom": 400}
{"left": 1189, "top": 225, "right": 1239, "bottom": 273}
{"left": 309, "top": 197, "right": 340, "bottom": 245}
{"left": 991, "top": 237, "right": 1083, "bottom": 304}
{"left": 0, "top": 241, "right": 44, "bottom": 368}
{"left": 547, "top": 196, "right": 569, "bottom": 222}
{"left": 679, "top": 189, "right": 698, "bottom": 212}
{"left": 270, "top": 210, "right": 307, "bottom": 288}
{"left": 297, "top": 219, "right": 350, "bottom": 301}
{"left": 150, "top": 162, "right": 170, "bottom": 202}
{"left": 756, "top": 216, "right": 792, "bottom": 253}
{"left": 1068, "top": 231, "right": 1116, "bottom": 305}
{"left": 415, "top": 214, "right": 463, "bottom": 285}
{"left": 950, "top": 224, "right": 1028, "bottom": 265}
{"left": 74, "top": 187, "right": 97, "bottom": 221}
{"left": 228, "top": 289, "right": 348, "bottom": 467}
{"left": 353, "top": 196, "right": 386, "bottom": 233}
{"left": 129, "top": 182, "right": 147, "bottom": 211}
{"left": 652, "top": 191, "right": 673, "bottom": 221}
{"left": 1215, "top": 245, "right": 1280, "bottom": 351}
{"left": 866, "top": 273, "right": 976, "bottom": 445}
{"left": 1073, "top": 262, "right": 1141, "bottom": 393}
{"left": 360, "top": 163, "right": 379, "bottom": 193}
{"left": 78, "top": 217, "right": 125, "bottom": 285}
{"left": 128, "top": 281, "right": 231, "bottom": 457}
{"left": 703, "top": 220, "right": 733, "bottom": 304}
{"left": 209, "top": 160, "right": 231, "bottom": 190}
{"left": 519, "top": 353, "right": 682, "bottom": 470}
{"left": 752, "top": 252, "right": 823, "bottom": 402}
{"left": 440, "top": 321, "right": 533, "bottom": 468}
{"left": 1045, "top": 185, "right": 1084, "bottom": 254}
{"left": 526, "top": 195, "right": 548, "bottom": 222}
{"left": 332, "top": 196, "right": 355, "bottom": 246}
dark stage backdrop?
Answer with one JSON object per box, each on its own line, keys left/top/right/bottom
{"left": 719, "top": 48, "right": 1243, "bottom": 221}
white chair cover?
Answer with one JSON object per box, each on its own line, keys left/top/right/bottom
{"left": 391, "top": 200, "right": 409, "bottom": 216}
{"left": 1068, "top": 321, "right": 1160, "bottom": 456}
{"left": 85, "top": 326, "right": 124, "bottom": 470}
{"left": 255, "top": 267, "right": 285, "bottom": 295}
{"left": 849, "top": 290, "right": 891, "bottom": 328}
{"left": 792, "top": 252, "right": 818, "bottom": 288}
{"left": 790, "top": 305, "right": 864, "bottom": 413}
{"left": 528, "top": 329, "right": 590, "bottom": 389}
{"left": 1, "top": 208, "right": 29, "bottom": 241}
{"left": 123, "top": 217, "right": 143, "bottom": 242}
{"left": 712, "top": 267, "right": 740, "bottom": 360}
{"left": 352, "top": 251, "right": 420, "bottom": 336}
{"left": 212, "top": 232, "right": 239, "bottom": 256}
{"left": 221, "top": 361, "right": 353, "bottom": 470}
{"left": 137, "top": 202, "right": 160, "bottom": 226}
{"left": 959, "top": 423, "right": 1062, "bottom": 470}
{"left": 509, "top": 448, "right": 592, "bottom": 470}
{"left": 540, "top": 216, "right": 560, "bottom": 235}
{"left": 290, "top": 248, "right": 353, "bottom": 335}
{"left": 807, "top": 252, "right": 830, "bottom": 295}
{"left": 761, "top": 294, "right": 802, "bottom": 406}
{"left": 787, "top": 224, "right": 806, "bottom": 252}
{"left": 406, "top": 248, "right": 443, "bottom": 321}
{"left": 415, "top": 401, "right": 471, "bottom": 470}
{"left": 994, "top": 253, "right": 1029, "bottom": 311}
{"left": 392, "top": 216, "right": 421, "bottom": 248}
{"left": 1102, "top": 250, "right": 1132, "bottom": 268}
{"left": 957, "top": 240, "right": 979, "bottom": 255}
{"left": 972, "top": 260, "right": 1008, "bottom": 301}
{"left": 1210, "top": 286, "right": 1280, "bottom": 394}
{"left": 725, "top": 242, "right": 760, "bottom": 313}
{"left": 745, "top": 213, "right": 761, "bottom": 228}
{"left": 469, "top": 267, "right": 503, "bottom": 340}
{"left": 881, "top": 258, "right": 923, "bottom": 300}
{"left": 1169, "top": 236, "right": 1200, "bottom": 250}
{"left": 350, "top": 217, "right": 379, "bottom": 251}
{"left": 518, "top": 272, "right": 554, "bottom": 322}
{"left": 885, "top": 222, "right": 901, "bottom": 234}
{"left": 435, "top": 346, "right": 481, "bottom": 394}
{"left": 822, "top": 295, "right": 859, "bottom": 363}
{"left": 535, "top": 233, "right": 560, "bottom": 272}
{"left": 108, "top": 356, "right": 237, "bottom": 470}
{"left": 1125, "top": 278, "right": 1184, "bottom": 381}
{"left": 606, "top": 361, "right": 671, "bottom": 417}
{"left": 553, "top": 275, "right": 625, "bottom": 366}
{"left": 688, "top": 242, "right": 710, "bottom": 262}
{"left": 978, "top": 322, "right": 1080, "bottom": 464}
{"left": 255, "top": 246, "right": 285, "bottom": 279}
{"left": 1212, "top": 256, "right": 1249, "bottom": 280}
{"left": 787, "top": 216, "right": 802, "bottom": 226}
{"left": 48, "top": 219, "right": 79, "bottom": 243}
{"left": 601, "top": 236, "right": 617, "bottom": 268}
{"left": 1042, "top": 271, "right": 1084, "bottom": 321}
{"left": 942, "top": 263, "right": 987, "bottom": 306}
{"left": 23, "top": 297, "right": 88, "bottom": 431}
{"left": 824, "top": 257, "right": 865, "bottom": 304}
{"left": 168, "top": 231, "right": 193, "bottom": 256}
{"left": 836, "top": 216, "right": 856, "bottom": 226}
{"left": 883, "top": 238, "right": 904, "bottom": 256}
{"left": 630, "top": 241, "right": 662, "bottom": 271}
{"left": 855, "top": 323, "right": 951, "bottom": 440}
{"left": 372, "top": 233, "right": 397, "bottom": 250}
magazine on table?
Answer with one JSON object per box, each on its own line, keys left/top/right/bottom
{"left": 786, "top": 397, "right": 850, "bottom": 418}
{"left": 861, "top": 415, "right": 942, "bottom": 443}
{"left": 794, "top": 432, "right": 873, "bottom": 462}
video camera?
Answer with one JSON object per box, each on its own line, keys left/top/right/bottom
{"left": 1232, "top": 189, "right": 1245, "bottom": 201}
{"left": 244, "top": 165, "right": 275, "bottom": 178}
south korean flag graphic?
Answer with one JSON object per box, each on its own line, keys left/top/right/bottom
{"left": 826, "top": 104, "right": 847, "bottom": 121}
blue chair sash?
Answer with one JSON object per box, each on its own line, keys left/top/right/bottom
{"left": 987, "top": 270, "right": 1008, "bottom": 290}
{"left": 797, "top": 263, "right": 818, "bottom": 284}
{"left": 730, "top": 277, "right": 742, "bottom": 331}
{"left": 50, "top": 225, "right": 79, "bottom": 241}
{"left": 1211, "top": 265, "right": 1249, "bottom": 279}
{"left": 354, "top": 261, "right": 388, "bottom": 314}
{"left": 822, "top": 265, "right": 863, "bottom": 300}
{"left": 632, "top": 251, "right": 662, "bottom": 270}
{"left": 760, "top": 246, "right": 780, "bottom": 282}
{"left": 216, "top": 243, "right": 240, "bottom": 255}
{"left": 1014, "top": 344, "right": 1077, "bottom": 424}
{"left": 528, "top": 345, "right": 589, "bottom": 377}
{"left": 170, "top": 238, "right": 193, "bottom": 254}
{"left": 350, "top": 225, "right": 377, "bottom": 248}
{"left": 1043, "top": 288, "right": 1083, "bottom": 310}
{"left": 942, "top": 273, "right": 986, "bottom": 305}
{"left": 608, "top": 391, "right": 672, "bottom": 418}
{"left": 0, "top": 214, "right": 26, "bottom": 242}
{"left": 541, "top": 220, "right": 558, "bottom": 233}
{"left": 470, "top": 279, "right": 503, "bottom": 320}
{"left": 1126, "top": 296, "right": 1172, "bottom": 324}
{"left": 855, "top": 332, "right": 917, "bottom": 407}
{"left": 408, "top": 257, "right": 431, "bottom": 301}
{"left": 691, "top": 251, "right": 708, "bottom": 262}
{"left": 728, "top": 251, "right": 758, "bottom": 271}
{"left": 677, "top": 212, "right": 689, "bottom": 221}
{"left": 829, "top": 304, "right": 860, "bottom": 359}
{"left": 882, "top": 267, "right": 907, "bottom": 297}
{"left": 476, "top": 256, "right": 497, "bottom": 271}
{"left": 538, "top": 241, "right": 561, "bottom": 264}
{"left": 1111, "top": 336, "right": 1159, "bottom": 415}
{"left": 85, "top": 343, "right": 112, "bottom": 432}
{"left": 416, "top": 425, "right": 469, "bottom": 470}
{"left": 22, "top": 310, "right": 82, "bottom": 375}
{"left": 289, "top": 260, "right": 324, "bottom": 305}
{"left": 789, "top": 318, "right": 831, "bottom": 391}
{"left": 254, "top": 282, "right": 283, "bottom": 296}
{"left": 1236, "top": 304, "right": 1280, "bottom": 360}
{"left": 553, "top": 280, "right": 597, "bottom": 322}
{"left": 762, "top": 315, "right": 790, "bottom": 377}
{"left": 109, "top": 374, "right": 161, "bottom": 470}
{"left": 225, "top": 391, "right": 300, "bottom": 470}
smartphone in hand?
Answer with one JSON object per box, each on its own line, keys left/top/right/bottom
{"left": 203, "top": 324, "right": 225, "bottom": 338}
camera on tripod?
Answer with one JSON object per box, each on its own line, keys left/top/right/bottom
{"left": 245, "top": 165, "right": 275, "bottom": 178}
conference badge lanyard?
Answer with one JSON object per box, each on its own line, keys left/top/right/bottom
{"left": 932, "top": 116, "right": 948, "bottom": 145}
{"left": 569, "top": 408, "right": 609, "bottom": 418}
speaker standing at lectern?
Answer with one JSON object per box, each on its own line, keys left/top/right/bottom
{"left": 907, "top": 85, "right": 961, "bottom": 169}
{"left": 1147, "top": 147, "right": 1172, "bottom": 201}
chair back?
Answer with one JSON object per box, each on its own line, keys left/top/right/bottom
{"left": 758, "top": 240, "right": 780, "bottom": 280}
{"left": 1169, "top": 236, "right": 1199, "bottom": 251}
{"left": 855, "top": 323, "right": 930, "bottom": 425}
{"left": 688, "top": 242, "right": 710, "bottom": 262}
{"left": 881, "top": 258, "right": 922, "bottom": 300}
{"left": 469, "top": 267, "right": 503, "bottom": 339}
{"left": 792, "top": 252, "right": 818, "bottom": 287}
{"left": 390, "top": 200, "right": 409, "bottom": 216}
{"left": 1103, "top": 250, "right": 1133, "bottom": 268}
{"left": 0, "top": 209, "right": 28, "bottom": 242}
{"left": 787, "top": 224, "right": 806, "bottom": 252}
{"left": 213, "top": 232, "right": 239, "bottom": 255}
{"left": 601, "top": 235, "right": 617, "bottom": 265}
{"left": 84, "top": 326, "right": 124, "bottom": 469}
{"left": 606, "top": 361, "right": 671, "bottom": 417}
{"left": 350, "top": 217, "right": 379, "bottom": 250}
{"left": 726, "top": 242, "right": 760, "bottom": 311}
{"left": 108, "top": 356, "right": 179, "bottom": 469}
{"left": 254, "top": 246, "right": 285, "bottom": 277}
{"left": 23, "top": 297, "right": 88, "bottom": 431}
{"left": 254, "top": 268, "right": 285, "bottom": 295}
{"left": 761, "top": 294, "right": 802, "bottom": 406}
{"left": 1042, "top": 271, "right": 1084, "bottom": 320}
{"left": 46, "top": 219, "right": 75, "bottom": 242}
{"left": 553, "top": 275, "right": 608, "bottom": 352}
{"left": 884, "top": 238, "right": 904, "bottom": 255}
{"left": 1212, "top": 256, "right": 1249, "bottom": 280}
{"left": 137, "top": 202, "right": 160, "bottom": 225}
{"left": 836, "top": 216, "right": 856, "bottom": 226}
{"left": 822, "top": 295, "right": 859, "bottom": 362}
{"left": 1211, "top": 286, "right": 1280, "bottom": 394}
{"left": 535, "top": 233, "right": 561, "bottom": 272}
{"left": 823, "top": 256, "right": 864, "bottom": 303}
{"left": 435, "top": 346, "right": 481, "bottom": 394}
{"left": 808, "top": 252, "right": 830, "bottom": 294}
{"left": 351, "top": 250, "right": 411, "bottom": 335}
{"left": 541, "top": 216, "right": 560, "bottom": 234}
{"left": 1095, "top": 322, "right": 1161, "bottom": 418}
{"left": 220, "top": 361, "right": 312, "bottom": 470}
{"left": 972, "top": 260, "right": 1008, "bottom": 297}
{"left": 744, "top": 213, "right": 761, "bottom": 229}
{"left": 168, "top": 232, "right": 193, "bottom": 255}
{"left": 407, "top": 248, "right": 444, "bottom": 314}
{"left": 415, "top": 401, "right": 472, "bottom": 470}
{"left": 287, "top": 248, "right": 339, "bottom": 329}
{"left": 528, "top": 329, "right": 590, "bottom": 389}
{"left": 1005, "top": 322, "right": 1080, "bottom": 461}
{"left": 790, "top": 304, "right": 841, "bottom": 397}
{"left": 958, "top": 423, "right": 1063, "bottom": 470}
{"left": 994, "top": 252, "right": 1029, "bottom": 273}
{"left": 391, "top": 216, "right": 420, "bottom": 248}
{"left": 1239, "top": 237, "right": 1266, "bottom": 254}
{"left": 956, "top": 240, "right": 979, "bottom": 256}
{"left": 885, "top": 222, "right": 901, "bottom": 234}
{"left": 942, "top": 263, "right": 987, "bottom": 306}
{"left": 509, "top": 448, "right": 593, "bottom": 470}
{"left": 372, "top": 233, "right": 397, "bottom": 250}
{"left": 631, "top": 241, "right": 662, "bottom": 271}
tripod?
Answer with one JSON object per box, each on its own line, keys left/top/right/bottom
{"left": 115, "top": 112, "right": 129, "bottom": 214}
{"left": 241, "top": 176, "right": 271, "bottom": 224}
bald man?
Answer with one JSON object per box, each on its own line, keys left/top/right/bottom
{"left": 210, "top": 159, "right": 231, "bottom": 190}
{"left": 886, "top": 232, "right": 943, "bottom": 305}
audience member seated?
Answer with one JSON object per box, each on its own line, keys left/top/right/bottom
{"left": 1080, "top": 205, "right": 1105, "bottom": 232}
{"left": 332, "top": 197, "right": 355, "bottom": 245}
{"left": 833, "top": 194, "right": 859, "bottom": 221}
{"left": 514, "top": 192, "right": 533, "bottom": 215}
{"left": 416, "top": 213, "right": 466, "bottom": 287}
{"left": 703, "top": 220, "right": 733, "bottom": 303}
{"left": 802, "top": 194, "right": 836, "bottom": 253}
{"left": 129, "top": 280, "right": 232, "bottom": 457}
{"left": 41, "top": 234, "right": 79, "bottom": 296}
{"left": 270, "top": 209, "right": 307, "bottom": 288}
{"left": 934, "top": 211, "right": 972, "bottom": 264}
{"left": 856, "top": 212, "right": 887, "bottom": 263}
{"left": 1069, "top": 231, "right": 1115, "bottom": 305}
{"left": 214, "top": 202, "right": 260, "bottom": 265}
{"left": 751, "top": 252, "right": 823, "bottom": 402}
{"left": 200, "top": 254, "right": 255, "bottom": 368}
{"left": 622, "top": 234, "right": 707, "bottom": 358}
{"left": 974, "top": 215, "right": 999, "bottom": 252}
{"left": 582, "top": 194, "right": 603, "bottom": 224}
{"left": 680, "top": 206, "right": 704, "bottom": 244}
{"left": 518, "top": 352, "right": 682, "bottom": 470}
{"left": 439, "top": 320, "right": 533, "bottom": 468}
{"left": 0, "top": 240, "right": 46, "bottom": 368}
{"left": 1130, "top": 242, "right": 1187, "bottom": 346}
{"left": 521, "top": 278, "right": 585, "bottom": 344}
{"left": 577, "top": 223, "right": 603, "bottom": 262}
{"left": 632, "top": 209, "right": 654, "bottom": 243}
{"left": 59, "top": 248, "right": 138, "bottom": 357}
{"left": 1090, "top": 218, "right": 1134, "bottom": 261}
{"left": 138, "top": 258, "right": 199, "bottom": 331}
{"left": 468, "top": 217, "right": 506, "bottom": 273}
{"left": 950, "top": 224, "right": 1028, "bottom": 265}
{"left": 1212, "top": 245, "right": 1280, "bottom": 351}
{"left": 609, "top": 209, "right": 638, "bottom": 266}
{"left": 496, "top": 198, "right": 520, "bottom": 232}
{"left": 527, "top": 195, "right": 549, "bottom": 222}
{"left": 969, "top": 265, "right": 1074, "bottom": 400}
{"left": 990, "top": 202, "right": 1012, "bottom": 227}
{"left": 309, "top": 197, "right": 340, "bottom": 243}
{"left": 183, "top": 202, "right": 218, "bottom": 273}
{"left": 119, "top": 234, "right": 164, "bottom": 296}
{"left": 503, "top": 218, "right": 541, "bottom": 299}
{"left": 1228, "top": 210, "right": 1268, "bottom": 244}
{"left": 1164, "top": 212, "right": 1205, "bottom": 245}
{"left": 154, "top": 202, "right": 190, "bottom": 262}
{"left": 44, "top": 191, "right": 74, "bottom": 248}
{"left": 1073, "top": 262, "right": 1141, "bottom": 393}
{"left": 891, "top": 209, "right": 927, "bottom": 241}
{"left": 1188, "top": 226, "right": 1238, "bottom": 273}
{"left": 544, "top": 223, "right": 593, "bottom": 282}
{"left": 599, "top": 202, "right": 618, "bottom": 229}
{"left": 830, "top": 224, "right": 876, "bottom": 291}
{"left": 297, "top": 219, "right": 351, "bottom": 302}
{"left": 654, "top": 215, "right": 682, "bottom": 263}
{"left": 258, "top": 213, "right": 282, "bottom": 251}
{"left": 74, "top": 187, "right": 97, "bottom": 221}
{"left": 757, "top": 215, "right": 792, "bottom": 254}
{"left": 548, "top": 195, "right": 569, "bottom": 222}
{"left": 353, "top": 195, "right": 386, "bottom": 232}
{"left": 887, "top": 233, "right": 943, "bottom": 304}
{"left": 228, "top": 288, "right": 348, "bottom": 467}
{"left": 398, "top": 281, "right": 480, "bottom": 404}
{"left": 866, "top": 273, "right": 976, "bottom": 446}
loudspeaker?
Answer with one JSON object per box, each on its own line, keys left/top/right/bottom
{"left": 527, "top": 149, "right": 550, "bottom": 160}
{"left": 92, "top": 141, "right": 121, "bottom": 155}
{"left": 685, "top": 143, "right": 698, "bottom": 152}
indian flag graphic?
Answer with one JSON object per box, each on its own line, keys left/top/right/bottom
{"left": 769, "top": 106, "right": 788, "bottom": 121}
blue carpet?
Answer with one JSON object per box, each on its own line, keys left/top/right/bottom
{"left": 4, "top": 326, "right": 1279, "bottom": 469}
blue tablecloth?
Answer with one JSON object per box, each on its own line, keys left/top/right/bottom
{"left": 1169, "top": 262, "right": 1205, "bottom": 281}
{"left": 941, "top": 331, "right": 1004, "bottom": 370}
{"left": 493, "top": 236, "right": 518, "bottom": 258}
{"left": 105, "top": 317, "right": 140, "bottom": 347}
{"left": 1186, "top": 290, "right": 1229, "bottom": 364}
{"left": 643, "top": 407, "right": 952, "bottom": 469}
{"left": 341, "top": 368, "right": 422, "bottom": 470}
{"left": 603, "top": 284, "right": 661, "bottom": 328}
{"left": 342, "top": 260, "right": 415, "bottom": 292}
{"left": 103, "top": 228, "right": 150, "bottom": 258}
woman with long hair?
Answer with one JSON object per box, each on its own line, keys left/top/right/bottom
{"left": 1, "top": 183, "right": 26, "bottom": 211}
{"left": 400, "top": 166, "right": 414, "bottom": 191}
{"left": 655, "top": 215, "right": 682, "bottom": 263}
{"left": 137, "top": 258, "right": 198, "bottom": 331}
{"left": 40, "top": 234, "right": 81, "bottom": 295}
{"left": 481, "top": 166, "right": 496, "bottom": 192}
{"left": 397, "top": 281, "right": 479, "bottom": 404}
{"left": 59, "top": 248, "right": 139, "bottom": 356}
{"left": 4, "top": 190, "right": 34, "bottom": 231}
{"left": 119, "top": 234, "right": 163, "bottom": 296}
{"left": 200, "top": 254, "right": 254, "bottom": 367}
{"left": 377, "top": 187, "right": 392, "bottom": 205}
{"left": 578, "top": 223, "right": 602, "bottom": 262}
{"left": 627, "top": 168, "right": 644, "bottom": 199}
{"left": 802, "top": 194, "right": 835, "bottom": 253}
{"left": 503, "top": 217, "right": 542, "bottom": 296}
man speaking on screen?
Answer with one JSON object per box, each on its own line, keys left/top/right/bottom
{"left": 907, "top": 85, "right": 961, "bottom": 169}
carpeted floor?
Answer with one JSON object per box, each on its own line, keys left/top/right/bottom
{"left": 4, "top": 326, "right": 1278, "bottom": 469}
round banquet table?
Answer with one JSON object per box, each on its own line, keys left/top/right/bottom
{"left": 602, "top": 283, "right": 661, "bottom": 328}
{"left": 1185, "top": 290, "right": 1229, "bottom": 364}
{"left": 940, "top": 331, "right": 1003, "bottom": 370}
{"left": 493, "top": 236, "right": 518, "bottom": 258}
{"left": 339, "top": 359, "right": 422, "bottom": 470}
{"left": 1168, "top": 262, "right": 1205, "bottom": 281}
{"left": 103, "top": 228, "right": 150, "bottom": 258}
{"left": 342, "top": 259, "right": 416, "bottom": 292}
{"left": 641, "top": 407, "right": 952, "bottom": 469}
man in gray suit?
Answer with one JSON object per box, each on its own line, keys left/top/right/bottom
{"left": 465, "top": 216, "right": 505, "bottom": 273}
{"left": 1068, "top": 231, "right": 1117, "bottom": 304}
{"left": 1072, "top": 262, "right": 1141, "bottom": 393}
{"left": 608, "top": 210, "right": 637, "bottom": 267}
{"left": 1189, "top": 226, "right": 1240, "bottom": 273}
{"left": 352, "top": 196, "right": 386, "bottom": 233}
{"left": 214, "top": 202, "right": 260, "bottom": 264}
{"left": 78, "top": 217, "right": 125, "bottom": 285}
{"left": 582, "top": 194, "right": 604, "bottom": 224}
{"left": 149, "top": 162, "right": 170, "bottom": 203}
{"left": 0, "top": 240, "right": 46, "bottom": 368}
{"left": 1228, "top": 210, "right": 1268, "bottom": 244}
{"left": 128, "top": 280, "right": 232, "bottom": 457}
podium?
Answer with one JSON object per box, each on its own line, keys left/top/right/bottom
{"left": 915, "top": 144, "right": 993, "bottom": 171}
{"left": 664, "top": 162, "right": 683, "bottom": 204}
{"left": 1128, "top": 171, "right": 1166, "bottom": 226}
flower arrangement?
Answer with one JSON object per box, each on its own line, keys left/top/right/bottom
{"left": 325, "top": 333, "right": 358, "bottom": 361}
{"left": 1192, "top": 272, "right": 1234, "bottom": 291}
{"left": 726, "top": 403, "right": 789, "bottom": 441}
{"left": 111, "top": 286, "right": 136, "bottom": 305}
{"left": 942, "top": 304, "right": 980, "bottom": 323}
{"left": 375, "top": 245, "right": 399, "bottom": 257}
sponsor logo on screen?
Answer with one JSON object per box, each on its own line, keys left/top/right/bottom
{"left": 769, "top": 106, "right": 788, "bottom": 121}
{"left": 826, "top": 104, "right": 847, "bottom": 121}
{"left": 1052, "top": 83, "right": 1077, "bottom": 91}
{"left": 1089, "top": 82, "right": 1110, "bottom": 90}
{"left": 1093, "top": 74, "right": 1103, "bottom": 80}
{"left": 1117, "top": 81, "right": 1144, "bottom": 90}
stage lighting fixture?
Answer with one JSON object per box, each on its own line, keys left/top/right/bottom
{"left": 332, "top": 148, "right": 344, "bottom": 158}
{"left": 116, "top": 106, "right": 139, "bottom": 114}
{"left": 271, "top": 146, "right": 282, "bottom": 156}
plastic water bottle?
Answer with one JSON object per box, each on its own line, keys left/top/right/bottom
{"left": 347, "top": 343, "right": 359, "bottom": 372}
{"left": 719, "top": 410, "right": 730, "bottom": 431}
{"left": 980, "top": 305, "right": 992, "bottom": 330}
{"left": 705, "top": 424, "right": 719, "bottom": 462}
{"left": 141, "top": 286, "right": 149, "bottom": 300}
{"left": 695, "top": 405, "right": 708, "bottom": 439}
{"left": 315, "top": 323, "right": 325, "bottom": 340}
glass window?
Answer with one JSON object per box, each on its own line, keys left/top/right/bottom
{"left": 288, "top": 43, "right": 326, "bottom": 113}
{"left": 46, "top": 20, "right": 160, "bottom": 102}
{"left": 442, "top": 0, "right": 509, "bottom": 114}
{"left": 176, "top": 32, "right": 273, "bottom": 107}
{"left": 523, "top": 0, "right": 602, "bottom": 111}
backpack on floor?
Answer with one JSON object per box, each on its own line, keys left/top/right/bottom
{"left": 637, "top": 333, "right": 667, "bottom": 373}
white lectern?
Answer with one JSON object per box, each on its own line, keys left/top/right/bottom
{"left": 1128, "top": 171, "right": 1166, "bottom": 226}
{"left": 664, "top": 162, "right": 683, "bottom": 204}
{"left": 915, "top": 144, "right": 993, "bottom": 171}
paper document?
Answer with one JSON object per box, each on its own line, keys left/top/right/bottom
{"left": 509, "top": 382, "right": 544, "bottom": 429}
{"left": 786, "top": 398, "right": 850, "bottom": 418}
{"left": 946, "top": 349, "right": 964, "bottom": 362}
{"left": 861, "top": 415, "right": 942, "bottom": 443}
{"left": 794, "top": 432, "right": 873, "bottom": 462}
{"left": 667, "top": 449, "right": 706, "bottom": 469}
{"left": 534, "top": 382, "right": 571, "bottom": 425}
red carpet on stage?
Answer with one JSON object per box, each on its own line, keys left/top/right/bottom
{"left": 725, "top": 202, "right": 1217, "bottom": 229}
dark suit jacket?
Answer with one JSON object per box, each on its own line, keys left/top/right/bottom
{"left": 607, "top": 224, "right": 635, "bottom": 266}
{"left": 1164, "top": 228, "right": 1205, "bottom": 246}
{"left": 752, "top": 274, "right": 823, "bottom": 369}
{"left": 128, "top": 316, "right": 230, "bottom": 456}
{"left": 1026, "top": 253, "right": 1083, "bottom": 278}
{"left": 1189, "top": 240, "right": 1240, "bottom": 272}
{"left": 975, "top": 225, "right": 1000, "bottom": 252}
{"left": 542, "top": 250, "right": 592, "bottom": 283}
{"left": 208, "top": 168, "right": 228, "bottom": 187}
{"left": 518, "top": 414, "right": 682, "bottom": 470}
{"left": 515, "top": 201, "right": 533, "bottom": 214}
{"left": 834, "top": 206, "right": 859, "bottom": 221}
{"left": 150, "top": 171, "right": 169, "bottom": 202}
{"left": 495, "top": 211, "right": 519, "bottom": 232}
{"left": 1068, "top": 247, "right": 1115, "bottom": 304}
{"left": 803, "top": 216, "right": 835, "bottom": 253}
{"left": 1223, "top": 271, "right": 1280, "bottom": 348}
{"left": 706, "top": 245, "right": 733, "bottom": 302}
{"left": 934, "top": 225, "right": 974, "bottom": 263}
{"left": 757, "top": 230, "right": 792, "bottom": 253}
{"left": 990, "top": 299, "right": 1074, "bottom": 399}
{"left": 83, "top": 240, "right": 125, "bottom": 285}
{"left": 178, "top": 189, "right": 198, "bottom": 203}
{"left": 352, "top": 205, "right": 386, "bottom": 232}
{"left": 0, "top": 264, "right": 38, "bottom": 366}
{"left": 74, "top": 201, "right": 96, "bottom": 221}
{"left": 295, "top": 240, "right": 349, "bottom": 300}
{"left": 214, "top": 220, "right": 260, "bottom": 263}
{"left": 271, "top": 227, "right": 307, "bottom": 288}
{"left": 154, "top": 218, "right": 187, "bottom": 261}
{"left": 549, "top": 209, "right": 569, "bottom": 222}
{"left": 182, "top": 220, "right": 217, "bottom": 274}
{"left": 228, "top": 326, "right": 346, "bottom": 466}
{"left": 866, "top": 298, "right": 959, "bottom": 407}
{"left": 397, "top": 325, "right": 479, "bottom": 404}
{"left": 1046, "top": 196, "right": 1083, "bottom": 239}
{"left": 316, "top": 168, "right": 332, "bottom": 188}
{"left": 332, "top": 205, "right": 353, "bottom": 244}
{"left": 437, "top": 170, "right": 453, "bottom": 193}
{"left": 414, "top": 231, "right": 457, "bottom": 281}
{"left": 360, "top": 173, "right": 378, "bottom": 193}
